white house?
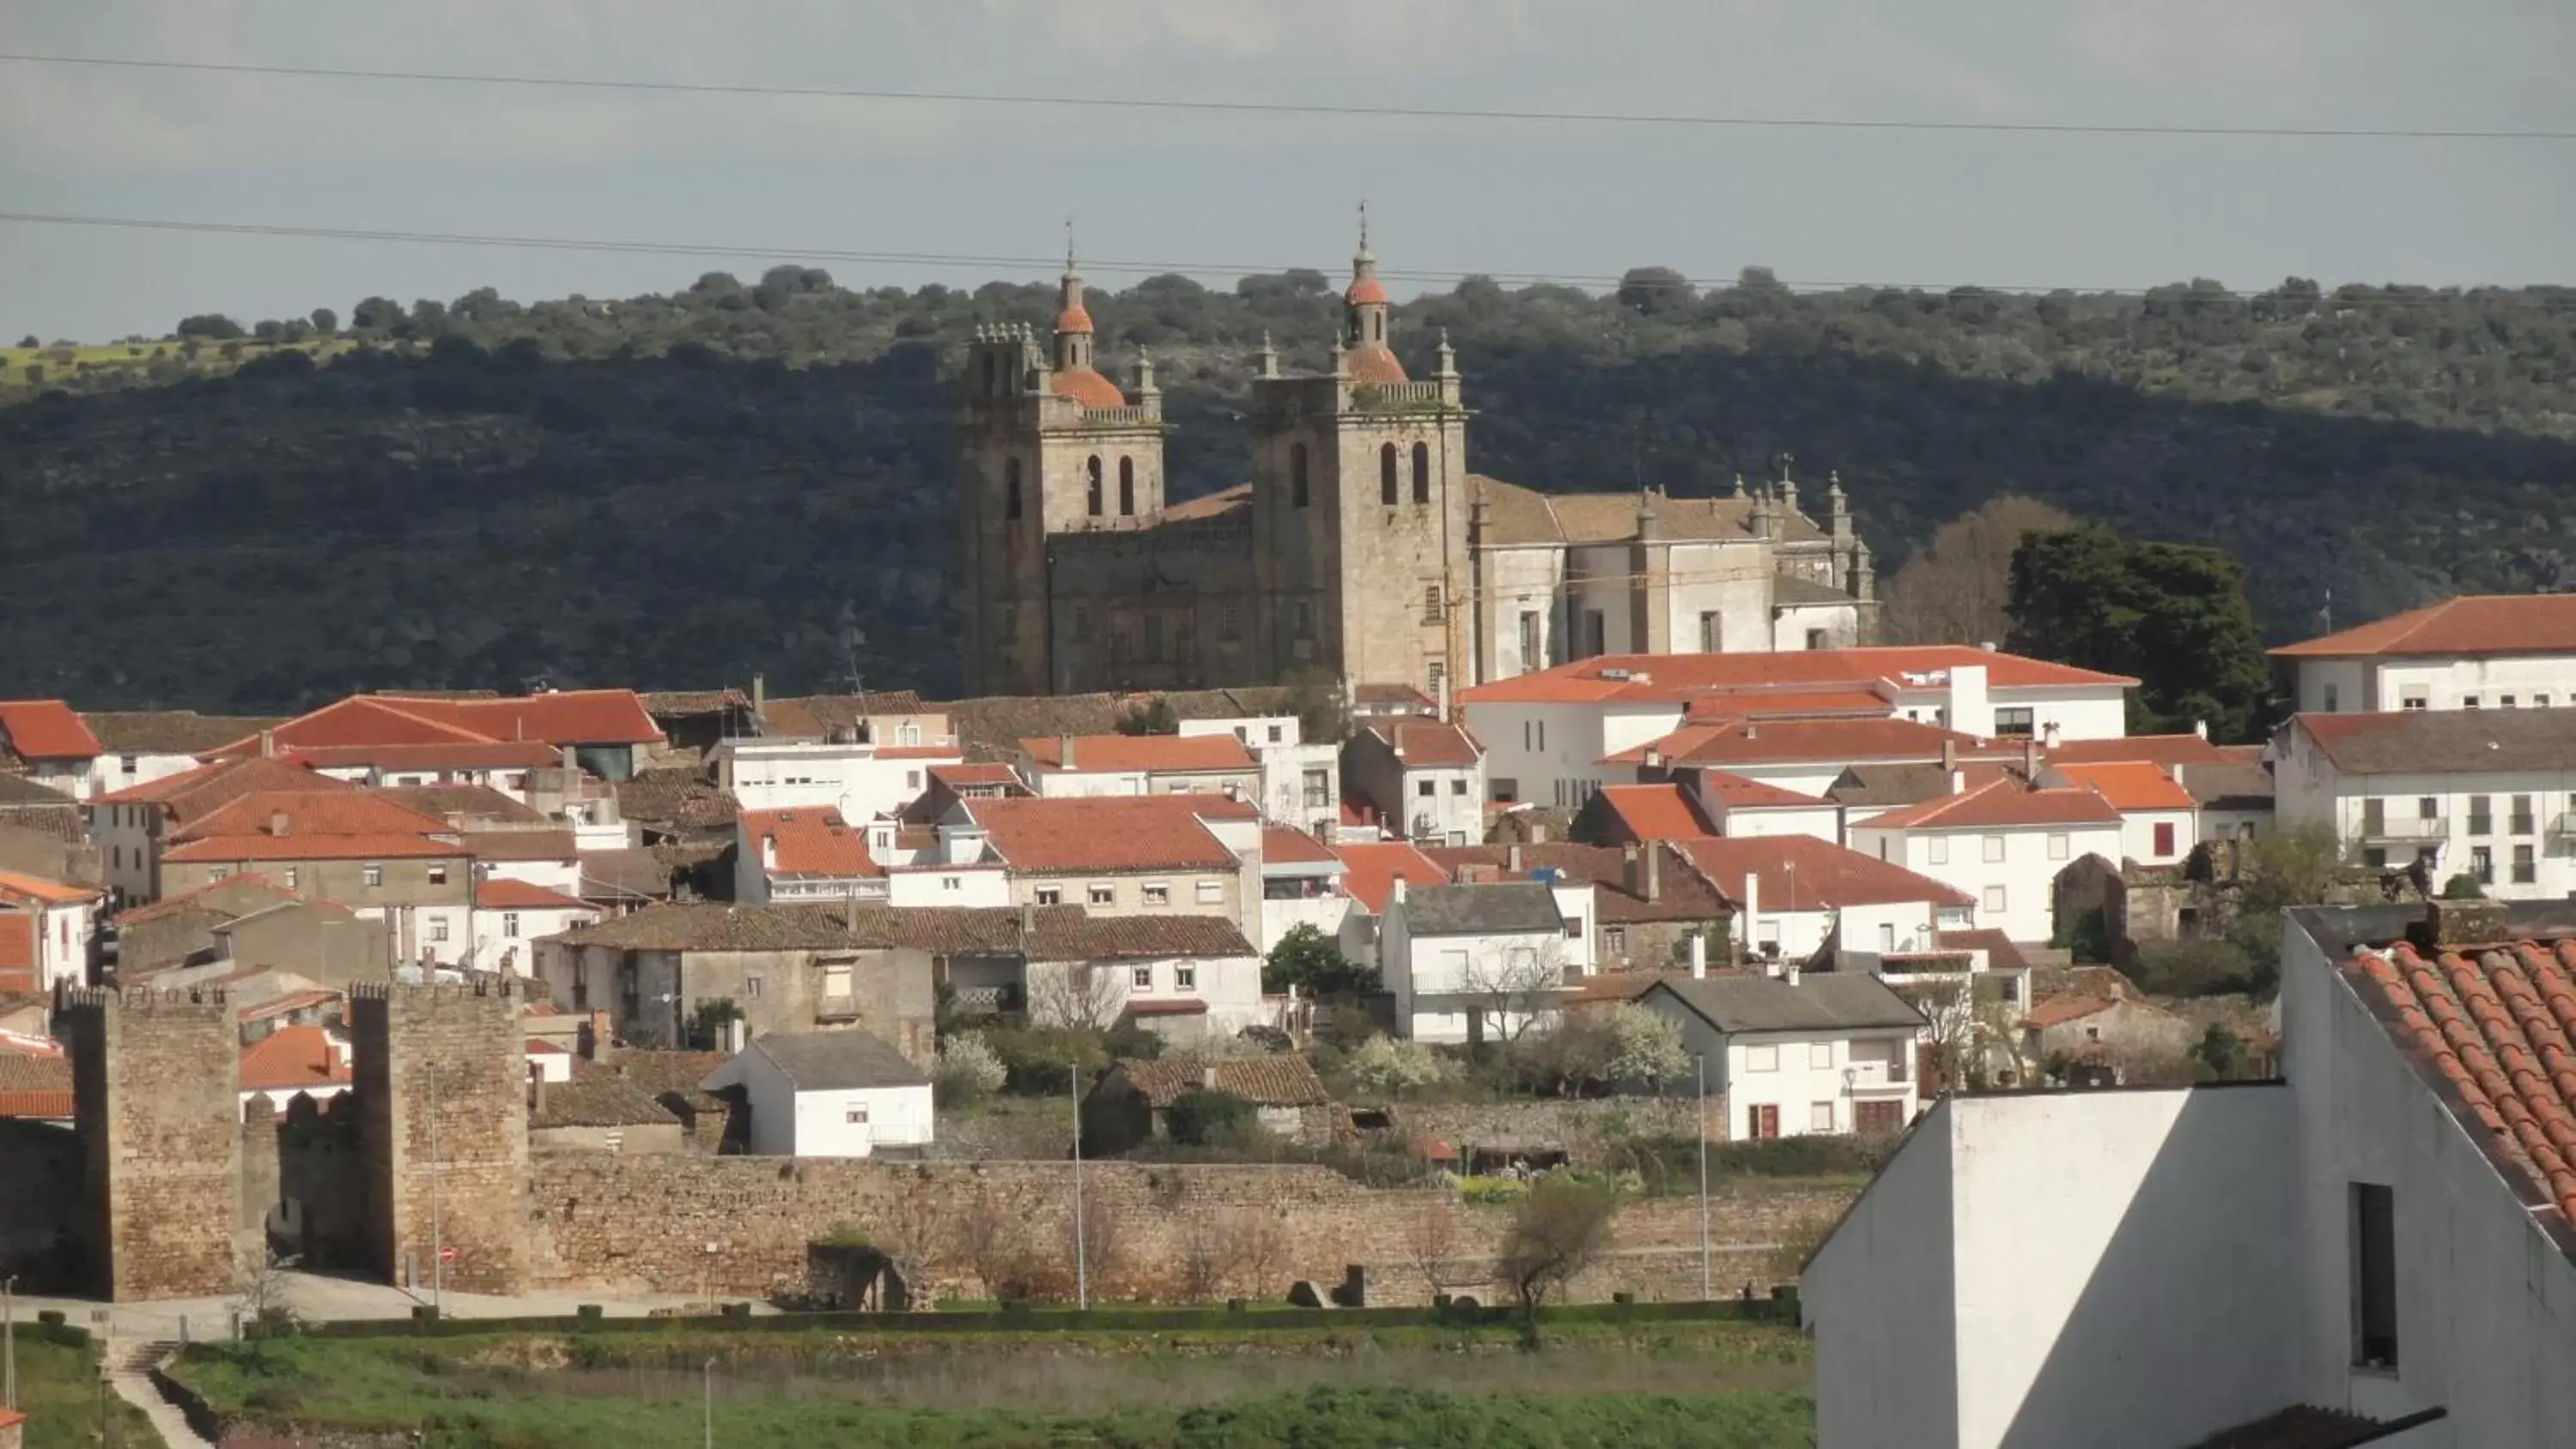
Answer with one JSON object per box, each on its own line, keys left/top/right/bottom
{"left": 1849, "top": 777, "right": 2124, "bottom": 945}
{"left": 2274, "top": 709, "right": 2576, "bottom": 897}
{"left": 1634, "top": 973, "right": 1924, "bottom": 1140}
{"left": 1693, "top": 773, "right": 1844, "bottom": 844}
{"left": 467, "top": 877, "right": 598, "bottom": 977}
{"left": 2040, "top": 761, "right": 2197, "bottom": 870}
{"left": 1801, "top": 898, "right": 2576, "bottom": 1449}
{"left": 1463, "top": 646, "right": 2134, "bottom": 812}
{"left": 1379, "top": 880, "right": 1587, "bottom": 1043}
{"left": 1179, "top": 715, "right": 1341, "bottom": 836}
{"left": 2273, "top": 592, "right": 2576, "bottom": 714}
{"left": 714, "top": 733, "right": 959, "bottom": 824}
{"left": 1257, "top": 826, "right": 1352, "bottom": 955}
{"left": 701, "top": 1030, "right": 934, "bottom": 1159}
{"left": 0, "top": 868, "right": 99, "bottom": 994}
{"left": 0, "top": 700, "right": 103, "bottom": 800}
{"left": 734, "top": 806, "right": 888, "bottom": 905}
{"left": 80, "top": 710, "right": 287, "bottom": 800}
{"left": 1339, "top": 718, "right": 1487, "bottom": 845}
{"left": 1020, "top": 913, "right": 1268, "bottom": 1040}
{"left": 1666, "top": 834, "right": 1976, "bottom": 973}
{"left": 1016, "top": 733, "right": 1261, "bottom": 801}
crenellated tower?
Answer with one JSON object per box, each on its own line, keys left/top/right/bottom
{"left": 956, "top": 251, "right": 1169, "bottom": 695}
{"left": 1248, "top": 216, "right": 1472, "bottom": 694}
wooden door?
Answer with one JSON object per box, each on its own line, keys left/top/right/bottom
{"left": 1855, "top": 1100, "right": 1904, "bottom": 1137}
{"left": 1747, "top": 1104, "right": 1779, "bottom": 1140}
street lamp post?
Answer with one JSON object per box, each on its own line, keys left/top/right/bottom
{"left": 1071, "top": 1064, "right": 1090, "bottom": 1310}
{"left": 1695, "top": 1058, "right": 1711, "bottom": 1300}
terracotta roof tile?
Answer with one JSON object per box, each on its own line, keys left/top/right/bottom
{"left": 0, "top": 700, "right": 101, "bottom": 761}
{"left": 1862, "top": 775, "right": 2123, "bottom": 831}
{"left": 1679, "top": 687, "right": 1894, "bottom": 721}
{"left": 1345, "top": 344, "right": 1406, "bottom": 384}
{"left": 392, "top": 690, "right": 664, "bottom": 747}
{"left": 1051, "top": 367, "right": 1126, "bottom": 408}
{"left": 2273, "top": 594, "right": 2576, "bottom": 659}
{"left": 1261, "top": 827, "right": 1342, "bottom": 867}
{"left": 0, "top": 1046, "right": 71, "bottom": 1117}
{"left": 1697, "top": 772, "right": 1829, "bottom": 809}
{"left": 1669, "top": 834, "right": 1975, "bottom": 911}
{"left": 2024, "top": 992, "right": 2118, "bottom": 1029}
{"left": 757, "top": 691, "right": 934, "bottom": 739}
{"left": 966, "top": 795, "right": 1245, "bottom": 873}
{"left": 464, "top": 829, "right": 579, "bottom": 863}
{"left": 1422, "top": 840, "right": 1728, "bottom": 924}
{"left": 2293, "top": 710, "right": 2576, "bottom": 774}
{"left": 1021, "top": 734, "right": 1257, "bottom": 773}
{"left": 172, "top": 790, "right": 455, "bottom": 845}
{"left": 164, "top": 833, "right": 462, "bottom": 864}
{"left": 239, "top": 1025, "right": 350, "bottom": 1094}
{"left": 112, "top": 874, "right": 301, "bottom": 925}
{"left": 2044, "top": 734, "right": 2232, "bottom": 767}
{"left": 615, "top": 768, "right": 743, "bottom": 832}
{"left": 2348, "top": 939, "right": 2576, "bottom": 1230}
{"left": 2048, "top": 761, "right": 2196, "bottom": 812}
{"left": 1333, "top": 840, "right": 1448, "bottom": 912}
{"left": 1935, "top": 929, "right": 2032, "bottom": 973}
{"left": 0, "top": 869, "right": 98, "bottom": 906}
{"left": 93, "top": 755, "right": 352, "bottom": 815}
{"left": 1361, "top": 718, "right": 1484, "bottom": 768}
{"left": 1465, "top": 646, "right": 2135, "bottom": 706}
{"left": 1026, "top": 914, "right": 1255, "bottom": 961}
{"left": 284, "top": 741, "right": 563, "bottom": 772}
{"left": 1113, "top": 1053, "right": 1329, "bottom": 1108}
{"left": 1589, "top": 784, "right": 1719, "bottom": 842}
{"left": 379, "top": 783, "right": 550, "bottom": 826}
{"left": 1609, "top": 716, "right": 1993, "bottom": 769}
{"left": 740, "top": 806, "right": 882, "bottom": 878}
{"left": 473, "top": 878, "right": 595, "bottom": 911}
{"left": 534, "top": 1065, "right": 681, "bottom": 1129}
{"left": 0, "top": 917, "right": 33, "bottom": 993}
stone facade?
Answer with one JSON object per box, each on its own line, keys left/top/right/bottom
{"left": 58, "top": 986, "right": 244, "bottom": 1300}
{"left": 526, "top": 1155, "right": 1850, "bottom": 1305}
{"left": 958, "top": 234, "right": 1874, "bottom": 700}
{"left": 352, "top": 979, "right": 532, "bottom": 1294}
{"left": 538, "top": 940, "right": 936, "bottom": 1069}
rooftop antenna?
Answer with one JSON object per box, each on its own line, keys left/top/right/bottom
{"left": 1064, "top": 214, "right": 1075, "bottom": 271}
{"left": 1357, "top": 197, "right": 1370, "bottom": 254}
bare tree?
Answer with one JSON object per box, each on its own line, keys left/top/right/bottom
{"left": 951, "top": 1188, "right": 1018, "bottom": 1297}
{"left": 1072, "top": 1193, "right": 1130, "bottom": 1300}
{"left": 1498, "top": 1176, "right": 1621, "bottom": 1332}
{"left": 1879, "top": 495, "right": 2076, "bottom": 646}
{"left": 1458, "top": 941, "right": 1569, "bottom": 1046}
{"left": 1403, "top": 1197, "right": 1485, "bottom": 1301}
{"left": 230, "top": 1247, "right": 302, "bottom": 1358}
{"left": 1176, "top": 1214, "right": 1226, "bottom": 1302}
{"left": 1218, "top": 1208, "right": 1290, "bottom": 1301}
{"left": 1028, "top": 961, "right": 1122, "bottom": 1032}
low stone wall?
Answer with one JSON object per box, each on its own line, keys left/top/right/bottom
{"left": 527, "top": 1155, "right": 1851, "bottom": 1306}
{"left": 1393, "top": 1096, "right": 1716, "bottom": 1162}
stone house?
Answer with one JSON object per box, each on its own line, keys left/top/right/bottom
{"left": 1080, "top": 1053, "right": 1333, "bottom": 1155}
{"left": 2020, "top": 988, "right": 2196, "bottom": 1080}
{"left": 957, "top": 793, "right": 1263, "bottom": 946}
{"left": 146, "top": 788, "right": 476, "bottom": 964}
{"left": 1425, "top": 840, "right": 1732, "bottom": 976}
{"left": 528, "top": 1067, "right": 686, "bottom": 1155}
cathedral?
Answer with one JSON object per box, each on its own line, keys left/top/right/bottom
{"left": 955, "top": 227, "right": 1875, "bottom": 699}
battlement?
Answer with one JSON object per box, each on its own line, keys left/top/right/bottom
{"left": 349, "top": 976, "right": 521, "bottom": 1003}
{"left": 54, "top": 983, "right": 229, "bottom": 1014}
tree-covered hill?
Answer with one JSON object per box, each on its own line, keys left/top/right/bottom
{"left": 3, "top": 267, "right": 2571, "bottom": 710}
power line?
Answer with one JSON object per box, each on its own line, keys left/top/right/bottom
{"left": 5, "top": 210, "right": 2573, "bottom": 310}
{"left": 4, "top": 51, "right": 2571, "bottom": 142}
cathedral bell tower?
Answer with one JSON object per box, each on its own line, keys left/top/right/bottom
{"left": 955, "top": 248, "right": 1168, "bottom": 696}
{"left": 1249, "top": 212, "right": 1472, "bottom": 694}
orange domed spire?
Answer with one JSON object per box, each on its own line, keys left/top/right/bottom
{"left": 1341, "top": 201, "right": 1404, "bottom": 379}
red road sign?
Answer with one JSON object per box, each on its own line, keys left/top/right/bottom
{"left": 439, "top": 1246, "right": 458, "bottom": 1263}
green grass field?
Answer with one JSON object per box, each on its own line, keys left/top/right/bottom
{"left": 173, "top": 1318, "right": 1816, "bottom": 1448}
{"left": 2, "top": 335, "right": 359, "bottom": 392}
{"left": 14, "top": 1332, "right": 160, "bottom": 1448}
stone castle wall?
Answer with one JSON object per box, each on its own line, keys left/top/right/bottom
{"left": 353, "top": 979, "right": 532, "bottom": 1294}
{"left": 528, "top": 1155, "right": 1850, "bottom": 1306}
{"left": 58, "top": 987, "right": 243, "bottom": 1300}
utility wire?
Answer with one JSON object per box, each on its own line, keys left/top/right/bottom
{"left": 3, "top": 51, "right": 2570, "bottom": 142}
{"left": 4, "top": 210, "right": 2573, "bottom": 310}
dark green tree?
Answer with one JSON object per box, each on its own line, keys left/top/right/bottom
{"left": 349, "top": 296, "right": 402, "bottom": 331}
{"left": 2007, "top": 524, "right": 2275, "bottom": 742}
{"left": 1113, "top": 696, "right": 1179, "bottom": 735}
{"left": 1164, "top": 1088, "right": 1257, "bottom": 1146}
{"left": 175, "top": 313, "right": 245, "bottom": 339}
{"left": 1614, "top": 267, "right": 1694, "bottom": 315}
{"left": 1262, "top": 923, "right": 1378, "bottom": 996}
{"left": 307, "top": 306, "right": 337, "bottom": 335}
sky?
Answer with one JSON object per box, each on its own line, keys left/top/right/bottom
{"left": 3, "top": 0, "right": 2573, "bottom": 342}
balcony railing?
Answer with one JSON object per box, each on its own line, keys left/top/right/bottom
{"left": 1844, "top": 1060, "right": 1911, "bottom": 1091}
{"left": 2359, "top": 815, "right": 2447, "bottom": 843}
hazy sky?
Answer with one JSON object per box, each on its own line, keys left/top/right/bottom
{"left": 3, "top": 0, "right": 2572, "bottom": 341}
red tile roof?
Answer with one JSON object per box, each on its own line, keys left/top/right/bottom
{"left": 164, "top": 833, "right": 460, "bottom": 864}
{"left": 2349, "top": 940, "right": 2576, "bottom": 1227}
{"left": 0, "top": 700, "right": 101, "bottom": 761}
{"left": 171, "top": 790, "right": 455, "bottom": 845}
{"left": 1679, "top": 687, "right": 1895, "bottom": 721}
{"left": 211, "top": 690, "right": 663, "bottom": 759}
{"left": 0, "top": 869, "right": 98, "bottom": 906}
{"left": 2273, "top": 594, "right": 2576, "bottom": 659}
{"left": 2043, "top": 734, "right": 2232, "bottom": 767}
{"left": 1463, "top": 646, "right": 2136, "bottom": 706}
{"left": 1113, "top": 1053, "right": 1330, "bottom": 1107}
{"left": 1698, "top": 772, "right": 1832, "bottom": 810}
{"left": 1935, "top": 928, "right": 2032, "bottom": 973}
{"left": 1364, "top": 718, "right": 1484, "bottom": 767}
{"left": 1669, "top": 834, "right": 1975, "bottom": 911}
{"left": 966, "top": 796, "right": 1242, "bottom": 873}
{"left": 238, "top": 988, "right": 343, "bottom": 1023}
{"left": 112, "top": 873, "right": 300, "bottom": 925}
{"left": 92, "top": 755, "right": 350, "bottom": 815}
{"left": 1346, "top": 276, "right": 1391, "bottom": 307}
{"left": 1608, "top": 715, "right": 1993, "bottom": 769}
{"left": 1260, "top": 826, "right": 1343, "bottom": 867}
{"left": 1051, "top": 367, "right": 1126, "bottom": 409}
{"left": 1020, "top": 733, "right": 1257, "bottom": 773}
{"left": 1054, "top": 302, "right": 1095, "bottom": 335}
{"left": 473, "top": 878, "right": 596, "bottom": 911}
{"left": 0, "top": 1045, "right": 71, "bottom": 1117}
{"left": 932, "top": 763, "right": 1022, "bottom": 788}
{"left": 1333, "top": 840, "right": 1448, "bottom": 912}
{"left": 740, "top": 806, "right": 883, "bottom": 878}
{"left": 1591, "top": 784, "right": 1719, "bottom": 842}
{"left": 1862, "top": 775, "right": 2123, "bottom": 831}
{"left": 2049, "top": 761, "right": 2196, "bottom": 813}
{"left": 283, "top": 740, "right": 563, "bottom": 772}
{"left": 0, "top": 917, "right": 33, "bottom": 994}
{"left": 1345, "top": 344, "right": 1406, "bottom": 384}
{"left": 2024, "top": 992, "right": 2118, "bottom": 1029}
{"left": 240, "top": 1025, "right": 351, "bottom": 1094}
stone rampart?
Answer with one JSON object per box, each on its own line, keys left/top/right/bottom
{"left": 57, "top": 985, "right": 242, "bottom": 1300}
{"left": 352, "top": 979, "right": 531, "bottom": 1294}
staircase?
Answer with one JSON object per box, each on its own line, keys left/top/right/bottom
{"left": 104, "top": 1337, "right": 214, "bottom": 1449}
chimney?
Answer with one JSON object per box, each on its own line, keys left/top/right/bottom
{"left": 1507, "top": 843, "right": 1524, "bottom": 874}
{"left": 1021, "top": 899, "right": 1037, "bottom": 936}
{"left": 2042, "top": 720, "right": 2062, "bottom": 749}
{"left": 258, "top": 728, "right": 276, "bottom": 760}
{"left": 1940, "top": 737, "right": 1958, "bottom": 773}
{"left": 1785, "top": 959, "right": 1802, "bottom": 987}
{"left": 761, "top": 834, "right": 778, "bottom": 870}
{"left": 559, "top": 744, "right": 578, "bottom": 773}
{"left": 1059, "top": 734, "right": 1078, "bottom": 770}
{"left": 1437, "top": 669, "right": 1452, "bottom": 724}
{"left": 2194, "top": 718, "right": 2209, "bottom": 741}
{"left": 751, "top": 672, "right": 767, "bottom": 723}
{"left": 268, "top": 809, "right": 290, "bottom": 838}
{"left": 1622, "top": 842, "right": 1643, "bottom": 897}
{"left": 1643, "top": 748, "right": 1663, "bottom": 770}
{"left": 2022, "top": 738, "right": 2039, "bottom": 780}
{"left": 530, "top": 1064, "right": 547, "bottom": 1119}
{"left": 1688, "top": 931, "right": 1708, "bottom": 979}
{"left": 1202, "top": 1065, "right": 1220, "bottom": 1090}
{"left": 1741, "top": 871, "right": 1760, "bottom": 959}
{"left": 1644, "top": 844, "right": 1662, "bottom": 903}
{"left": 1391, "top": 875, "right": 1409, "bottom": 906}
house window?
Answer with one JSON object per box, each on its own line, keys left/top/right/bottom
{"left": 2323, "top": 682, "right": 2339, "bottom": 712}
{"left": 1805, "top": 629, "right": 1827, "bottom": 652}
{"left": 429, "top": 919, "right": 450, "bottom": 943}
{"left": 1291, "top": 444, "right": 1309, "bottom": 508}
{"left": 1267, "top": 724, "right": 1283, "bottom": 744}
{"left": 1085, "top": 456, "right": 1104, "bottom": 516}
{"left": 1005, "top": 458, "right": 1024, "bottom": 520}
{"left": 1176, "top": 963, "right": 1197, "bottom": 991}
{"left": 1380, "top": 443, "right": 1399, "bottom": 506}
{"left": 2417, "top": 797, "right": 2439, "bottom": 822}
{"left": 1451, "top": 779, "right": 1469, "bottom": 796}
{"left": 1418, "top": 779, "right": 1437, "bottom": 798}
{"left": 1426, "top": 659, "right": 1446, "bottom": 699}
{"left": 941, "top": 876, "right": 961, "bottom": 892}
{"left": 1118, "top": 457, "right": 1136, "bottom": 516}
{"left": 1035, "top": 887, "right": 1062, "bottom": 906}
{"left": 1422, "top": 585, "right": 1443, "bottom": 623}
{"left": 2512, "top": 845, "right": 2537, "bottom": 885}
{"left": 2351, "top": 1182, "right": 2397, "bottom": 1369}
{"left": 428, "top": 863, "right": 449, "bottom": 885}
{"left": 1604, "top": 926, "right": 1627, "bottom": 955}
{"left": 1490, "top": 778, "right": 1518, "bottom": 804}
{"left": 2401, "top": 693, "right": 2427, "bottom": 710}
{"left": 504, "top": 912, "right": 521, "bottom": 938}
{"left": 2512, "top": 795, "right": 2536, "bottom": 834}
{"left": 1303, "top": 768, "right": 1330, "bottom": 809}
{"left": 2471, "top": 846, "right": 2494, "bottom": 885}
{"left": 1982, "top": 835, "right": 2006, "bottom": 864}
{"left": 1564, "top": 916, "right": 1585, "bottom": 941}
{"left": 907, "top": 770, "right": 922, "bottom": 791}
{"left": 2047, "top": 834, "right": 2069, "bottom": 861}
{"left": 1983, "top": 885, "right": 2008, "bottom": 914}
{"left": 823, "top": 964, "right": 854, "bottom": 998}
{"left": 846, "top": 1105, "right": 870, "bottom": 1125}
{"left": 1698, "top": 612, "right": 1721, "bottom": 653}
{"left": 362, "top": 864, "right": 384, "bottom": 888}
{"left": 1520, "top": 611, "right": 1543, "bottom": 667}
{"left": 2154, "top": 822, "right": 2177, "bottom": 856}
{"left": 1583, "top": 610, "right": 1607, "bottom": 658}
{"left": 1810, "top": 1101, "right": 1835, "bottom": 1132}
{"left": 745, "top": 974, "right": 764, "bottom": 997}
{"left": 283, "top": 866, "right": 299, "bottom": 889}
{"left": 1746, "top": 1104, "right": 1779, "bottom": 1139}
{"left": 1143, "top": 884, "right": 1170, "bottom": 906}
{"left": 1809, "top": 1042, "right": 1833, "bottom": 1069}
{"left": 1088, "top": 884, "right": 1115, "bottom": 906}
{"left": 1745, "top": 1045, "right": 1778, "bottom": 1072}
{"left": 1218, "top": 604, "right": 1241, "bottom": 641}
{"left": 118, "top": 754, "right": 137, "bottom": 775}
{"left": 1120, "top": 964, "right": 1149, "bottom": 992}
{"left": 2501, "top": 695, "right": 2518, "bottom": 707}
{"left": 1411, "top": 442, "right": 1431, "bottom": 503}
{"left": 2468, "top": 796, "right": 2493, "bottom": 835}
{"left": 1195, "top": 880, "right": 1223, "bottom": 904}
{"left": 1995, "top": 706, "right": 2035, "bottom": 737}
{"left": 2538, "top": 694, "right": 2553, "bottom": 707}
{"left": 2363, "top": 847, "right": 2387, "bottom": 870}
{"left": 2464, "top": 695, "right": 2481, "bottom": 709}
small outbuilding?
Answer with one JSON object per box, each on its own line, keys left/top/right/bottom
{"left": 1080, "top": 1054, "right": 1332, "bottom": 1155}
{"left": 701, "top": 1030, "right": 933, "bottom": 1158}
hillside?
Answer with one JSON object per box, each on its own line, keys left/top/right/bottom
{"left": 4, "top": 268, "right": 2573, "bottom": 711}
